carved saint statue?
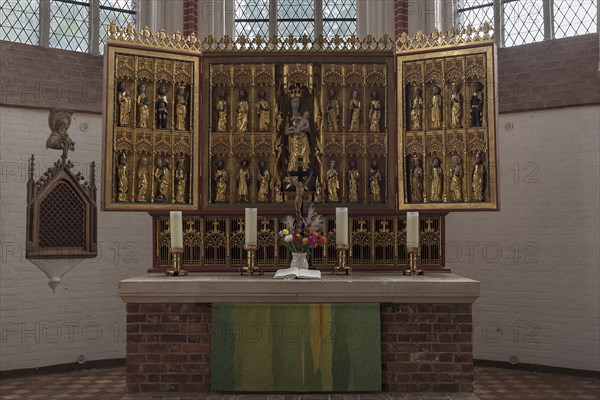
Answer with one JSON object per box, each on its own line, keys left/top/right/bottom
{"left": 369, "top": 160, "right": 382, "bottom": 203}
{"left": 470, "top": 81, "right": 484, "bottom": 127}
{"left": 216, "top": 90, "right": 228, "bottom": 132}
{"left": 154, "top": 155, "right": 170, "bottom": 202}
{"left": 472, "top": 151, "right": 485, "bottom": 201}
{"left": 136, "top": 156, "right": 149, "bottom": 202}
{"left": 117, "top": 152, "right": 128, "bottom": 202}
{"left": 273, "top": 177, "right": 284, "bottom": 203}
{"left": 117, "top": 81, "right": 132, "bottom": 127}
{"left": 369, "top": 90, "right": 382, "bottom": 133}
{"left": 324, "top": 88, "right": 340, "bottom": 132}
{"left": 314, "top": 179, "right": 323, "bottom": 203}
{"left": 46, "top": 109, "right": 75, "bottom": 159}
{"left": 348, "top": 89, "right": 361, "bottom": 132}
{"left": 450, "top": 83, "right": 462, "bottom": 128}
{"left": 257, "top": 90, "right": 270, "bottom": 132}
{"left": 257, "top": 160, "right": 271, "bottom": 202}
{"left": 410, "top": 87, "right": 423, "bottom": 131}
{"left": 430, "top": 157, "right": 443, "bottom": 202}
{"left": 137, "top": 84, "right": 150, "bottom": 128}
{"left": 214, "top": 160, "right": 228, "bottom": 203}
{"left": 175, "top": 84, "right": 187, "bottom": 131}
{"left": 284, "top": 93, "right": 311, "bottom": 173}
{"left": 411, "top": 155, "right": 424, "bottom": 202}
{"left": 236, "top": 89, "right": 249, "bottom": 133}
{"left": 237, "top": 159, "right": 250, "bottom": 202}
{"left": 450, "top": 155, "right": 463, "bottom": 201}
{"left": 326, "top": 160, "right": 340, "bottom": 202}
{"left": 156, "top": 84, "right": 168, "bottom": 129}
{"left": 348, "top": 159, "right": 360, "bottom": 203}
{"left": 431, "top": 85, "right": 442, "bottom": 129}
{"left": 175, "top": 158, "right": 186, "bottom": 203}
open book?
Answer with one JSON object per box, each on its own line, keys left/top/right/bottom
{"left": 273, "top": 267, "right": 322, "bottom": 279}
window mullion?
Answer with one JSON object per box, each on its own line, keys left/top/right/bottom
{"left": 493, "top": 0, "right": 504, "bottom": 47}
{"left": 543, "top": 0, "right": 554, "bottom": 40}
{"left": 40, "top": 0, "right": 51, "bottom": 47}
{"left": 90, "top": 0, "right": 100, "bottom": 55}
{"left": 270, "top": 0, "right": 277, "bottom": 37}
{"left": 314, "top": 0, "right": 323, "bottom": 39}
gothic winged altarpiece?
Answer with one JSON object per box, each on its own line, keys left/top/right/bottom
{"left": 102, "top": 23, "right": 498, "bottom": 271}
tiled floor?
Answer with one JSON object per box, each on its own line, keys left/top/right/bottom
{"left": 0, "top": 367, "right": 598, "bottom": 400}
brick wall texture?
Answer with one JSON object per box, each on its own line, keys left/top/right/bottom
{"left": 124, "top": 302, "right": 474, "bottom": 393}
{"left": 183, "top": 0, "right": 199, "bottom": 36}
{"left": 395, "top": 0, "right": 409, "bottom": 37}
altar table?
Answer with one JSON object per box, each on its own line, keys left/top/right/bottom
{"left": 119, "top": 273, "right": 479, "bottom": 394}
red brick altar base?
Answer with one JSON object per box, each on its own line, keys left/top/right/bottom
{"left": 124, "top": 303, "right": 473, "bottom": 393}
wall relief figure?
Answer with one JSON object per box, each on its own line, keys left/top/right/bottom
{"left": 348, "top": 159, "right": 360, "bottom": 203}
{"left": 117, "top": 151, "right": 128, "bottom": 202}
{"left": 175, "top": 83, "right": 187, "bottom": 131}
{"left": 237, "top": 89, "right": 249, "bottom": 133}
{"left": 472, "top": 151, "right": 485, "bottom": 201}
{"left": 369, "top": 160, "right": 382, "bottom": 202}
{"left": 326, "top": 160, "right": 340, "bottom": 202}
{"left": 348, "top": 89, "right": 361, "bottom": 132}
{"left": 450, "top": 155, "right": 463, "bottom": 201}
{"left": 430, "top": 157, "right": 443, "bottom": 202}
{"left": 470, "top": 81, "right": 484, "bottom": 127}
{"left": 154, "top": 155, "right": 170, "bottom": 202}
{"left": 410, "top": 87, "right": 423, "bottom": 130}
{"left": 46, "top": 109, "right": 75, "bottom": 159}
{"left": 136, "top": 156, "right": 149, "bottom": 202}
{"left": 237, "top": 159, "right": 250, "bottom": 202}
{"left": 257, "top": 160, "right": 271, "bottom": 202}
{"left": 324, "top": 88, "right": 340, "bottom": 132}
{"left": 156, "top": 84, "right": 168, "bottom": 129}
{"left": 450, "top": 83, "right": 462, "bottom": 128}
{"left": 257, "top": 90, "right": 270, "bottom": 132}
{"left": 369, "top": 90, "right": 382, "bottom": 133}
{"left": 431, "top": 85, "right": 442, "bottom": 129}
{"left": 117, "top": 81, "right": 132, "bottom": 127}
{"left": 175, "top": 158, "right": 187, "bottom": 203}
{"left": 137, "top": 84, "right": 150, "bottom": 128}
{"left": 410, "top": 155, "right": 423, "bottom": 202}
{"left": 216, "top": 90, "right": 228, "bottom": 132}
{"left": 214, "top": 160, "right": 228, "bottom": 203}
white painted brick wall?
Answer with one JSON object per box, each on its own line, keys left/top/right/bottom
{"left": 0, "top": 106, "right": 152, "bottom": 371}
{"left": 447, "top": 105, "right": 600, "bottom": 372}
{"left": 1, "top": 105, "right": 599, "bottom": 372}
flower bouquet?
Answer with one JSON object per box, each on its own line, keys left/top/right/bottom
{"left": 279, "top": 204, "right": 327, "bottom": 253}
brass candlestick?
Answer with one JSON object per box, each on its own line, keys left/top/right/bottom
{"left": 166, "top": 247, "right": 188, "bottom": 276}
{"left": 333, "top": 244, "right": 351, "bottom": 275}
{"left": 241, "top": 243, "right": 263, "bottom": 276}
{"left": 404, "top": 245, "right": 424, "bottom": 276}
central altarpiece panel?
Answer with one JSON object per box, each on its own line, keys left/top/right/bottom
{"left": 102, "top": 25, "right": 498, "bottom": 271}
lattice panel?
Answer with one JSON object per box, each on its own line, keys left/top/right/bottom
{"left": 99, "top": 0, "right": 136, "bottom": 54}
{"left": 277, "top": 0, "right": 314, "bottom": 37}
{"left": 235, "top": 0, "right": 269, "bottom": 38}
{"left": 323, "top": 0, "right": 357, "bottom": 38}
{"left": 554, "top": 0, "right": 598, "bottom": 39}
{"left": 50, "top": 0, "right": 90, "bottom": 52}
{"left": 0, "top": 0, "right": 40, "bottom": 45}
{"left": 39, "top": 182, "right": 85, "bottom": 248}
{"left": 503, "top": 0, "right": 544, "bottom": 47}
{"left": 153, "top": 215, "right": 443, "bottom": 269}
{"left": 457, "top": 0, "right": 494, "bottom": 30}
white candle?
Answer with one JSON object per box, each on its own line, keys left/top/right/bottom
{"left": 170, "top": 211, "right": 183, "bottom": 249}
{"left": 245, "top": 208, "right": 257, "bottom": 245}
{"left": 407, "top": 212, "right": 419, "bottom": 248}
{"left": 336, "top": 207, "right": 348, "bottom": 246}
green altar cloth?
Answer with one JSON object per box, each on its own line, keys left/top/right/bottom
{"left": 211, "top": 303, "right": 381, "bottom": 392}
